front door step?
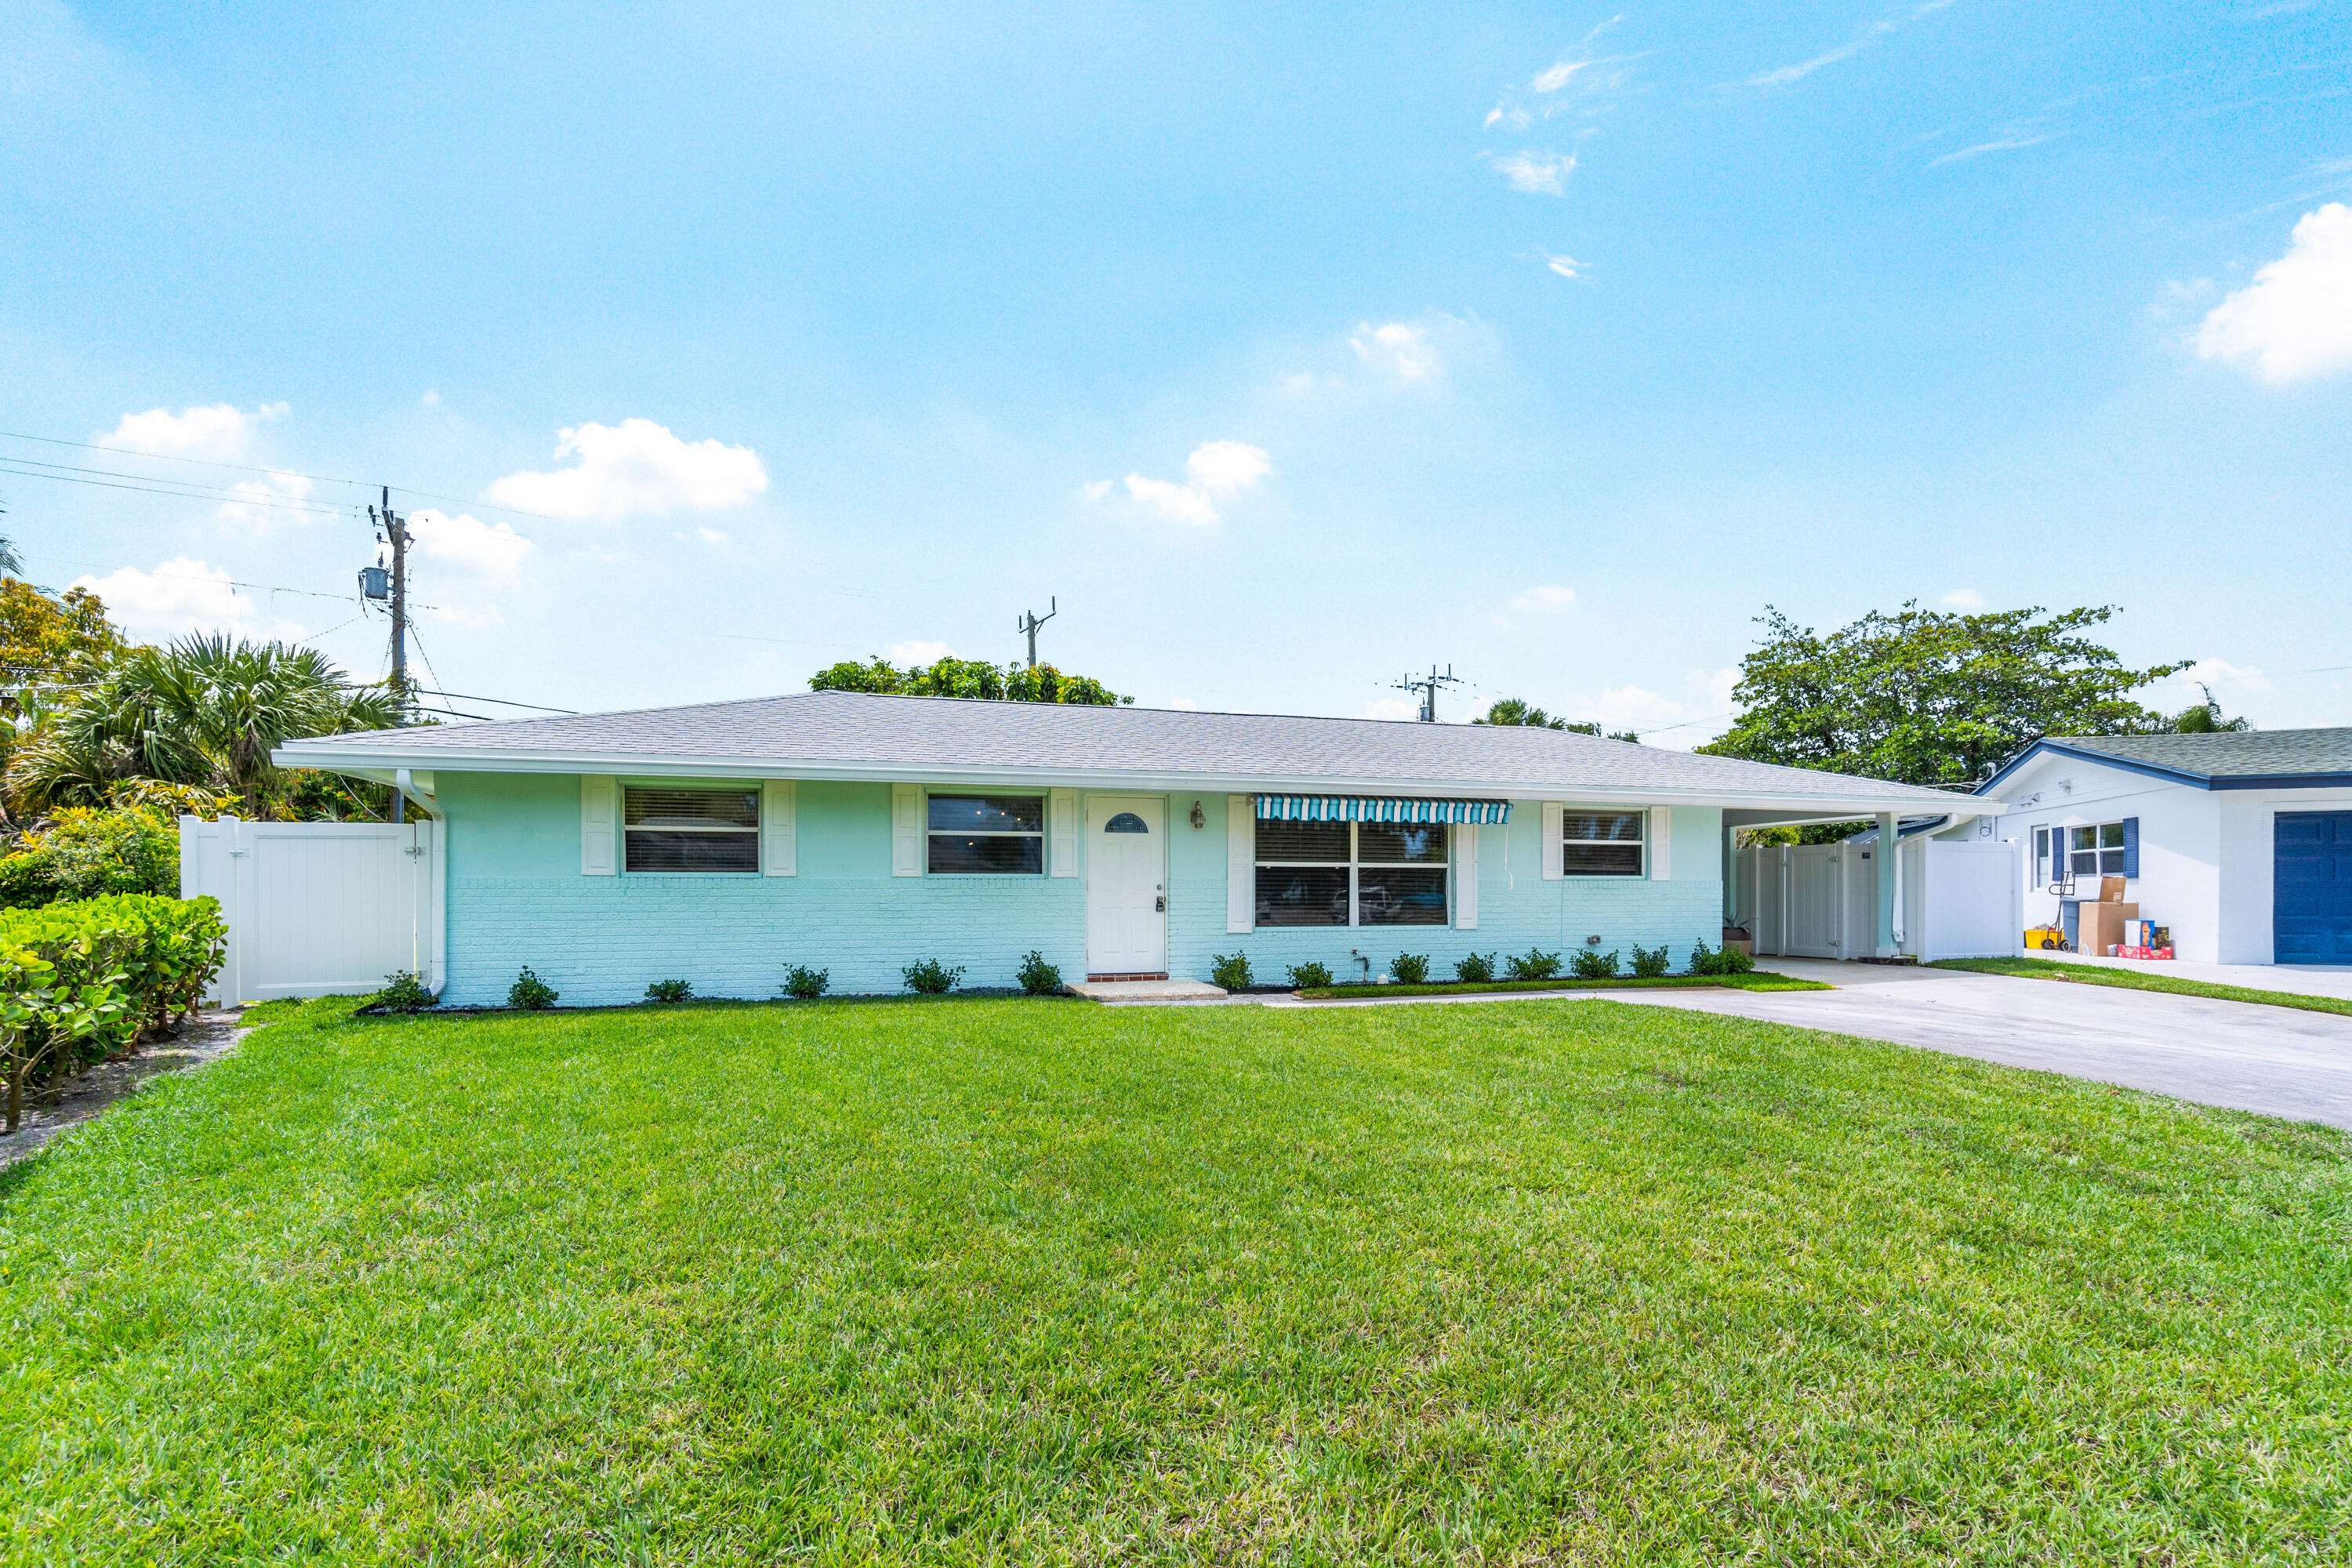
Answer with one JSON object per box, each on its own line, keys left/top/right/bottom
{"left": 1069, "top": 976, "right": 1229, "bottom": 1002}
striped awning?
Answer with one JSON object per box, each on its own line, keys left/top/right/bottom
{"left": 1254, "top": 795, "right": 1512, "bottom": 825}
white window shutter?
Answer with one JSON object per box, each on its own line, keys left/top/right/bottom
{"left": 1650, "top": 806, "right": 1671, "bottom": 880}
{"left": 1050, "top": 788, "right": 1078, "bottom": 877}
{"left": 581, "top": 775, "right": 619, "bottom": 875}
{"left": 1225, "top": 795, "right": 1253, "bottom": 933}
{"left": 1454, "top": 822, "right": 1478, "bottom": 928}
{"left": 1540, "top": 801, "right": 1564, "bottom": 880}
{"left": 761, "top": 780, "right": 797, "bottom": 876}
{"left": 891, "top": 783, "right": 923, "bottom": 877}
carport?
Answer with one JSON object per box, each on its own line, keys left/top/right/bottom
{"left": 1722, "top": 806, "right": 2018, "bottom": 963}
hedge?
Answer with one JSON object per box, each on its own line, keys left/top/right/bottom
{"left": 0, "top": 895, "right": 228, "bottom": 1131}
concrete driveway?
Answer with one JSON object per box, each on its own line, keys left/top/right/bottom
{"left": 1612, "top": 960, "right": 2352, "bottom": 1131}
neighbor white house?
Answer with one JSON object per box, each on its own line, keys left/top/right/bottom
{"left": 1977, "top": 728, "right": 2352, "bottom": 966}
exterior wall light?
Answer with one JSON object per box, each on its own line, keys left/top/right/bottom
{"left": 1189, "top": 800, "right": 1207, "bottom": 829}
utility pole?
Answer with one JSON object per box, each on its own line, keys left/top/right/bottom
{"left": 1390, "top": 663, "right": 1463, "bottom": 723}
{"left": 1016, "top": 597, "right": 1058, "bottom": 670}
{"left": 368, "top": 486, "right": 412, "bottom": 822}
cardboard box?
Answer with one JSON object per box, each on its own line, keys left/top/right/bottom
{"left": 2118, "top": 946, "right": 2173, "bottom": 960}
{"left": 2078, "top": 902, "right": 2140, "bottom": 957}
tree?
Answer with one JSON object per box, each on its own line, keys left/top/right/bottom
{"left": 1699, "top": 603, "right": 2189, "bottom": 788}
{"left": 1, "top": 580, "right": 130, "bottom": 823}
{"left": 2169, "top": 684, "right": 2252, "bottom": 734}
{"left": 809, "top": 654, "right": 1131, "bottom": 706}
{"left": 5, "top": 635, "right": 406, "bottom": 819}
{"left": 1475, "top": 698, "right": 1639, "bottom": 742}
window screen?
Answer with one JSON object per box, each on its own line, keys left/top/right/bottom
{"left": 2067, "top": 822, "right": 2126, "bottom": 880}
{"left": 624, "top": 787, "right": 760, "bottom": 873}
{"left": 927, "top": 794, "right": 1045, "bottom": 874}
{"left": 1254, "top": 818, "right": 1447, "bottom": 927}
{"left": 1562, "top": 810, "right": 1644, "bottom": 877}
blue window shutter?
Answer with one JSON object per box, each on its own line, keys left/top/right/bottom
{"left": 2122, "top": 816, "right": 2139, "bottom": 878}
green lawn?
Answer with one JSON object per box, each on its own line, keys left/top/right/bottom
{"left": 2, "top": 996, "right": 2347, "bottom": 1563}
{"left": 1303, "top": 971, "right": 1830, "bottom": 999}
{"left": 1933, "top": 955, "right": 2352, "bottom": 1018}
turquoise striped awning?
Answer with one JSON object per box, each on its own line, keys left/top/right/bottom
{"left": 1255, "top": 795, "right": 1512, "bottom": 825}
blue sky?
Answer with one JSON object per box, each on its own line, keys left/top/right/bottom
{"left": 4, "top": 0, "right": 2347, "bottom": 742}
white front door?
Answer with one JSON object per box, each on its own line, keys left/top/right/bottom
{"left": 1085, "top": 796, "right": 1167, "bottom": 975}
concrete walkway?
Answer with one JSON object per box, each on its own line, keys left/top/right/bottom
{"left": 2024, "top": 950, "right": 2352, "bottom": 1001}
{"left": 1612, "top": 960, "right": 2352, "bottom": 1130}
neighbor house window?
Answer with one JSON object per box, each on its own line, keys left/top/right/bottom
{"left": 928, "top": 794, "right": 1045, "bottom": 873}
{"left": 1254, "top": 819, "right": 1447, "bottom": 927}
{"left": 2033, "top": 826, "right": 2053, "bottom": 887}
{"left": 2067, "top": 821, "right": 2126, "bottom": 880}
{"left": 625, "top": 786, "right": 760, "bottom": 873}
{"left": 1562, "top": 811, "right": 1644, "bottom": 876}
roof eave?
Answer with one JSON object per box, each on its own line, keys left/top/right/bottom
{"left": 273, "top": 741, "right": 1979, "bottom": 813}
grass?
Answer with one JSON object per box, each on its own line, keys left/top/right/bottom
{"left": 1933, "top": 955, "right": 2352, "bottom": 1018}
{"left": 1301, "top": 971, "right": 1831, "bottom": 1000}
{"left": 1, "top": 995, "right": 2348, "bottom": 1563}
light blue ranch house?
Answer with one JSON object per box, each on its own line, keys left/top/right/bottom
{"left": 277, "top": 692, "right": 1963, "bottom": 1004}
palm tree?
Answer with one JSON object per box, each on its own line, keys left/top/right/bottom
{"left": 4, "top": 634, "right": 405, "bottom": 818}
{"left": 1475, "top": 697, "right": 1569, "bottom": 728}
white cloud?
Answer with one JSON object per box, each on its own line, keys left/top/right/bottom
{"left": 2165, "top": 658, "right": 2271, "bottom": 691}
{"left": 1487, "top": 151, "right": 1576, "bottom": 194}
{"left": 696, "top": 527, "right": 731, "bottom": 546}
{"left": 1361, "top": 698, "right": 1421, "bottom": 722}
{"left": 419, "top": 388, "right": 442, "bottom": 409}
{"left": 483, "top": 418, "right": 769, "bottom": 519}
{"left": 886, "top": 640, "right": 954, "bottom": 665}
{"left": 95, "top": 401, "right": 286, "bottom": 459}
{"left": 1512, "top": 584, "right": 1577, "bottom": 612}
{"left": 1940, "top": 587, "right": 1987, "bottom": 608}
{"left": 1101, "top": 440, "right": 1272, "bottom": 525}
{"left": 1347, "top": 321, "right": 1439, "bottom": 380}
{"left": 1748, "top": 0, "right": 1955, "bottom": 89}
{"left": 1929, "top": 135, "right": 2050, "bottom": 168}
{"left": 69, "top": 557, "right": 303, "bottom": 642}
{"left": 422, "top": 602, "right": 506, "bottom": 630}
{"left": 214, "top": 470, "right": 316, "bottom": 533}
{"left": 1168, "top": 698, "right": 1201, "bottom": 710}
{"left": 1542, "top": 252, "right": 1582, "bottom": 279}
{"left": 2195, "top": 203, "right": 2352, "bottom": 383}
{"left": 407, "top": 507, "right": 534, "bottom": 581}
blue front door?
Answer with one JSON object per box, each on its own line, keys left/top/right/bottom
{"left": 2275, "top": 811, "right": 2352, "bottom": 964}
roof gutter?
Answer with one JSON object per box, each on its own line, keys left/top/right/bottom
{"left": 1980, "top": 739, "right": 2352, "bottom": 794}
{"left": 274, "top": 741, "right": 1988, "bottom": 815}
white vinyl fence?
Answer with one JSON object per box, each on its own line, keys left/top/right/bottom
{"left": 1739, "top": 837, "right": 2018, "bottom": 962}
{"left": 180, "top": 816, "right": 445, "bottom": 1004}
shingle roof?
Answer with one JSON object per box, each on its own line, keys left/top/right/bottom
{"left": 279, "top": 690, "right": 1970, "bottom": 806}
{"left": 1994, "top": 728, "right": 2352, "bottom": 788}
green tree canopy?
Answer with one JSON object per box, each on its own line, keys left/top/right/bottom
{"left": 1697, "top": 603, "right": 2189, "bottom": 788}
{"left": 809, "top": 655, "right": 1131, "bottom": 706}
{"left": 1474, "top": 698, "right": 1639, "bottom": 742}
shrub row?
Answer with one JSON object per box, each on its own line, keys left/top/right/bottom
{"left": 1210, "top": 940, "right": 1755, "bottom": 993}
{"left": 468, "top": 949, "right": 1073, "bottom": 1011}
{"left": 0, "top": 894, "right": 228, "bottom": 1130}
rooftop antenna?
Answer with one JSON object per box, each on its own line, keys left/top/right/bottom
{"left": 1017, "top": 597, "right": 1058, "bottom": 670}
{"left": 1391, "top": 664, "right": 1463, "bottom": 723}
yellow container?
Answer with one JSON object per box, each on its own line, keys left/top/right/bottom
{"left": 2024, "top": 927, "right": 2067, "bottom": 950}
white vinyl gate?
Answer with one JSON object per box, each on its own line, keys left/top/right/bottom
{"left": 1740, "top": 837, "right": 2018, "bottom": 962}
{"left": 180, "top": 816, "right": 445, "bottom": 1004}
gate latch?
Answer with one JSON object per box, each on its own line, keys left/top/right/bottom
{"left": 1155, "top": 895, "right": 1166, "bottom": 913}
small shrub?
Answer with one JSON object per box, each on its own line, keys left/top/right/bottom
{"left": 1016, "top": 949, "right": 1062, "bottom": 995}
{"left": 375, "top": 969, "right": 437, "bottom": 1013}
{"left": 644, "top": 978, "right": 693, "bottom": 1003}
{"left": 1629, "top": 943, "right": 1671, "bottom": 978}
{"left": 1454, "top": 951, "right": 1497, "bottom": 983}
{"left": 902, "top": 958, "right": 965, "bottom": 995}
{"left": 1286, "top": 960, "right": 1334, "bottom": 989}
{"left": 508, "top": 967, "right": 558, "bottom": 1010}
{"left": 1210, "top": 951, "right": 1254, "bottom": 990}
{"left": 1391, "top": 952, "right": 1429, "bottom": 985}
{"left": 1567, "top": 947, "right": 1617, "bottom": 980}
{"left": 1508, "top": 947, "right": 1566, "bottom": 981}
{"left": 781, "top": 964, "right": 829, "bottom": 1000}
{"left": 1688, "top": 941, "right": 1756, "bottom": 977}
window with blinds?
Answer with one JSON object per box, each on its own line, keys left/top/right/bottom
{"left": 927, "top": 794, "right": 1045, "bottom": 873}
{"left": 1562, "top": 811, "right": 1644, "bottom": 877}
{"left": 1254, "top": 818, "right": 1447, "bottom": 927}
{"left": 624, "top": 787, "right": 760, "bottom": 873}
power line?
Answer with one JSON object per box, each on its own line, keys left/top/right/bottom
{"left": 0, "top": 460, "right": 355, "bottom": 517}
{"left": 0, "top": 428, "right": 366, "bottom": 485}
{"left": 26, "top": 553, "right": 434, "bottom": 608}
{"left": 413, "top": 688, "right": 577, "bottom": 713}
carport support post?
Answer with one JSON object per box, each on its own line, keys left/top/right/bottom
{"left": 1875, "top": 811, "right": 1900, "bottom": 958}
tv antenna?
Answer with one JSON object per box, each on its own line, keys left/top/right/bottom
{"left": 1017, "top": 597, "right": 1058, "bottom": 669}
{"left": 1391, "top": 663, "right": 1463, "bottom": 723}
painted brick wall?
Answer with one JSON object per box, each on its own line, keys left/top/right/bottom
{"left": 439, "top": 775, "right": 1724, "bottom": 1005}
